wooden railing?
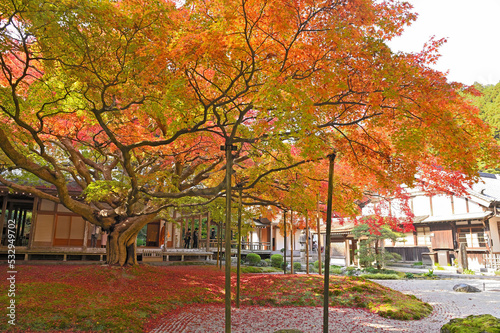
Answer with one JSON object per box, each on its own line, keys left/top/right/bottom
{"left": 202, "top": 240, "right": 272, "bottom": 251}
{"left": 241, "top": 241, "right": 271, "bottom": 251}
{"left": 483, "top": 253, "right": 500, "bottom": 270}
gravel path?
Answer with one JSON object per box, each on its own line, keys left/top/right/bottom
{"left": 149, "top": 278, "right": 500, "bottom": 333}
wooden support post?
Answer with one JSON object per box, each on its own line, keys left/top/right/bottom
{"left": 206, "top": 212, "right": 211, "bottom": 251}
{"left": 190, "top": 217, "right": 195, "bottom": 248}
{"left": 28, "top": 197, "right": 39, "bottom": 250}
{"left": 316, "top": 194, "right": 322, "bottom": 275}
{"left": 284, "top": 210, "right": 287, "bottom": 274}
{"left": 83, "top": 220, "right": 89, "bottom": 250}
{"left": 291, "top": 210, "right": 294, "bottom": 274}
{"left": 345, "top": 238, "right": 350, "bottom": 266}
{"left": 306, "top": 215, "right": 310, "bottom": 274}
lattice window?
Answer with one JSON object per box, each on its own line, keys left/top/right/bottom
{"left": 416, "top": 226, "right": 431, "bottom": 246}
{"left": 458, "top": 227, "right": 487, "bottom": 249}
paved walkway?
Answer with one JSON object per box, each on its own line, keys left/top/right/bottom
{"left": 150, "top": 277, "right": 500, "bottom": 333}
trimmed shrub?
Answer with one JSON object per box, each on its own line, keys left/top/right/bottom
{"left": 364, "top": 266, "right": 377, "bottom": 273}
{"left": 313, "top": 260, "right": 324, "bottom": 270}
{"left": 330, "top": 267, "right": 343, "bottom": 275}
{"left": 260, "top": 260, "right": 268, "bottom": 267}
{"left": 246, "top": 253, "right": 261, "bottom": 266}
{"left": 293, "top": 262, "right": 302, "bottom": 272}
{"left": 271, "top": 254, "right": 283, "bottom": 268}
{"left": 240, "top": 266, "right": 262, "bottom": 273}
{"left": 362, "top": 273, "right": 400, "bottom": 280}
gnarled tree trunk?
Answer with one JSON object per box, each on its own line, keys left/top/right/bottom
{"left": 105, "top": 215, "right": 157, "bottom": 266}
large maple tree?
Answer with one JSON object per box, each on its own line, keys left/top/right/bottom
{"left": 0, "top": 0, "right": 496, "bottom": 267}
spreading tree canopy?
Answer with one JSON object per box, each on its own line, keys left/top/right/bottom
{"left": 0, "top": 0, "right": 497, "bottom": 265}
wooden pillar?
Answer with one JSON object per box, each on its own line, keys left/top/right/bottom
{"left": 206, "top": 212, "right": 211, "bottom": 251}
{"left": 269, "top": 226, "right": 272, "bottom": 250}
{"left": 250, "top": 229, "right": 254, "bottom": 250}
{"left": 345, "top": 237, "right": 350, "bottom": 266}
{"left": 83, "top": 220, "right": 89, "bottom": 250}
{"left": 290, "top": 210, "right": 294, "bottom": 274}
{"left": 28, "top": 197, "right": 39, "bottom": 250}
{"left": 306, "top": 214, "right": 310, "bottom": 274}
{"left": 190, "top": 217, "right": 195, "bottom": 248}
{"left": 316, "top": 194, "right": 322, "bottom": 275}
{"left": 163, "top": 220, "right": 168, "bottom": 250}
{"left": 0, "top": 195, "right": 8, "bottom": 246}
{"left": 173, "top": 210, "right": 177, "bottom": 248}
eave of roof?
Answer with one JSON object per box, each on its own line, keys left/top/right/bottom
{"left": 416, "top": 211, "right": 493, "bottom": 224}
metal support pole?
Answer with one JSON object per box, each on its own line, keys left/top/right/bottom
{"left": 283, "top": 210, "right": 287, "bottom": 274}
{"left": 291, "top": 210, "right": 294, "bottom": 274}
{"left": 323, "top": 152, "right": 336, "bottom": 333}
{"left": 221, "top": 143, "right": 237, "bottom": 333}
{"left": 236, "top": 185, "right": 243, "bottom": 308}
{"left": 306, "top": 214, "right": 310, "bottom": 274}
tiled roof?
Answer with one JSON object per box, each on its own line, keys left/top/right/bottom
{"left": 471, "top": 173, "right": 500, "bottom": 202}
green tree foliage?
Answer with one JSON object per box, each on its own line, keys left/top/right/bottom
{"left": 471, "top": 82, "right": 500, "bottom": 142}
{"left": 245, "top": 253, "right": 261, "bottom": 266}
{"left": 468, "top": 82, "right": 500, "bottom": 171}
{"left": 353, "top": 223, "right": 403, "bottom": 269}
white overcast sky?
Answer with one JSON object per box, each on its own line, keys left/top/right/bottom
{"left": 387, "top": 0, "right": 500, "bottom": 86}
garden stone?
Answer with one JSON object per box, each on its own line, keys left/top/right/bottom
{"left": 452, "top": 283, "right": 481, "bottom": 293}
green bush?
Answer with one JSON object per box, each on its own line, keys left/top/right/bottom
{"left": 271, "top": 254, "right": 283, "bottom": 268}
{"left": 240, "top": 266, "right": 262, "bottom": 273}
{"left": 423, "top": 269, "right": 434, "bottom": 277}
{"left": 313, "top": 260, "right": 324, "bottom": 269}
{"left": 495, "top": 270, "right": 500, "bottom": 276}
{"left": 413, "top": 261, "right": 423, "bottom": 266}
{"left": 364, "top": 266, "right": 377, "bottom": 273}
{"left": 441, "top": 314, "right": 500, "bottom": 333}
{"left": 434, "top": 263, "right": 445, "bottom": 271}
{"left": 346, "top": 266, "right": 358, "bottom": 276}
{"left": 362, "top": 273, "right": 400, "bottom": 280}
{"left": 463, "top": 268, "right": 475, "bottom": 275}
{"left": 246, "top": 253, "right": 261, "bottom": 266}
{"left": 405, "top": 272, "right": 415, "bottom": 279}
{"left": 330, "top": 267, "right": 343, "bottom": 275}
{"left": 264, "top": 258, "right": 271, "bottom": 265}
{"left": 260, "top": 260, "right": 268, "bottom": 267}
{"left": 293, "top": 262, "right": 302, "bottom": 272}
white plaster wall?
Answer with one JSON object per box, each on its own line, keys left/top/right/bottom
{"left": 274, "top": 229, "right": 301, "bottom": 252}
{"left": 490, "top": 217, "right": 500, "bottom": 252}
{"left": 413, "top": 195, "right": 431, "bottom": 216}
{"left": 383, "top": 232, "right": 415, "bottom": 247}
{"left": 432, "top": 195, "right": 453, "bottom": 216}
{"left": 468, "top": 201, "right": 484, "bottom": 213}
{"left": 453, "top": 197, "right": 468, "bottom": 214}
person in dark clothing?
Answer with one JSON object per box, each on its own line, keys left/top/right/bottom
{"left": 192, "top": 228, "right": 199, "bottom": 248}
{"left": 184, "top": 228, "right": 191, "bottom": 248}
